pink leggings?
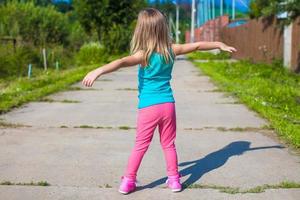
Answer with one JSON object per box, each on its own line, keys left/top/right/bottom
{"left": 125, "top": 102, "right": 179, "bottom": 180}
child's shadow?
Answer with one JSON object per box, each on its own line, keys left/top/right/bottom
{"left": 138, "top": 141, "right": 284, "bottom": 190}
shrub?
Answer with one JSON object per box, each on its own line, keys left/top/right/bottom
{"left": 0, "top": 44, "right": 42, "bottom": 78}
{"left": 75, "top": 42, "right": 107, "bottom": 65}
{"left": 0, "top": 1, "right": 69, "bottom": 46}
{"left": 102, "top": 23, "right": 134, "bottom": 54}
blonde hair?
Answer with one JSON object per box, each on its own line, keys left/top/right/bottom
{"left": 130, "top": 8, "right": 173, "bottom": 66}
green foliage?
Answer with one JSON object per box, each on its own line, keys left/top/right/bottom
{"left": 0, "top": 1, "right": 69, "bottom": 46}
{"left": 188, "top": 51, "right": 231, "bottom": 60}
{"left": 102, "top": 22, "right": 135, "bottom": 54}
{"left": 75, "top": 42, "right": 107, "bottom": 65}
{"left": 249, "top": 0, "right": 270, "bottom": 19}
{"left": 250, "top": 0, "right": 300, "bottom": 23}
{"left": 150, "top": 0, "right": 174, "bottom": 14}
{"left": 0, "top": 44, "right": 42, "bottom": 77}
{"left": 189, "top": 57, "right": 300, "bottom": 148}
{"left": 67, "top": 21, "right": 89, "bottom": 51}
{"left": 74, "top": 0, "right": 145, "bottom": 52}
{"left": 0, "top": 51, "right": 125, "bottom": 113}
{"left": 0, "top": 64, "right": 99, "bottom": 113}
{"left": 186, "top": 181, "right": 300, "bottom": 194}
{"left": 0, "top": 43, "right": 78, "bottom": 77}
{"left": 0, "top": 1, "right": 89, "bottom": 77}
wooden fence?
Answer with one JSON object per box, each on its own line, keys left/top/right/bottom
{"left": 221, "top": 17, "right": 300, "bottom": 72}
{"left": 291, "top": 17, "right": 300, "bottom": 71}
{"left": 185, "top": 16, "right": 229, "bottom": 42}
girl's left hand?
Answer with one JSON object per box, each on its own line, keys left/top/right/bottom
{"left": 82, "top": 71, "right": 99, "bottom": 87}
{"left": 219, "top": 43, "right": 237, "bottom": 53}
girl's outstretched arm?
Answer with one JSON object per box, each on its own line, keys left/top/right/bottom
{"left": 172, "top": 41, "right": 236, "bottom": 56}
{"left": 82, "top": 51, "right": 143, "bottom": 87}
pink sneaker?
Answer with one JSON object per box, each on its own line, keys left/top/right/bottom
{"left": 118, "top": 176, "right": 137, "bottom": 194}
{"left": 166, "top": 175, "right": 182, "bottom": 192}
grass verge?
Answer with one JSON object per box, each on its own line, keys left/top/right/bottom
{"left": 185, "top": 181, "right": 300, "bottom": 194}
{"left": 188, "top": 51, "right": 231, "bottom": 60}
{"left": 0, "top": 52, "right": 129, "bottom": 114}
{"left": 0, "top": 64, "right": 100, "bottom": 114}
{"left": 188, "top": 56, "right": 300, "bottom": 148}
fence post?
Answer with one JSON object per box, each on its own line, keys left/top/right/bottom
{"left": 55, "top": 61, "right": 59, "bottom": 71}
{"left": 42, "top": 48, "right": 47, "bottom": 71}
{"left": 190, "top": 0, "right": 196, "bottom": 43}
{"left": 28, "top": 64, "right": 32, "bottom": 78}
{"left": 283, "top": 23, "right": 293, "bottom": 69}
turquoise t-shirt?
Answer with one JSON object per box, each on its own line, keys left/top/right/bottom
{"left": 138, "top": 51, "right": 175, "bottom": 109}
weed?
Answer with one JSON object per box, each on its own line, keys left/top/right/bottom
{"left": 185, "top": 181, "right": 300, "bottom": 194}
{"left": 104, "top": 184, "right": 112, "bottom": 188}
{"left": 0, "top": 180, "right": 50, "bottom": 186}
{"left": 118, "top": 126, "right": 135, "bottom": 130}
{"left": 116, "top": 88, "right": 138, "bottom": 91}
{"left": 0, "top": 121, "right": 31, "bottom": 128}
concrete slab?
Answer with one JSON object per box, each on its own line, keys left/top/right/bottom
{"left": 1, "top": 186, "right": 300, "bottom": 200}
{"left": 0, "top": 128, "right": 299, "bottom": 189}
{"left": 0, "top": 57, "right": 299, "bottom": 199}
{"left": 1, "top": 60, "right": 266, "bottom": 129}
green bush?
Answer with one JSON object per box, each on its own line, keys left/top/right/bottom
{"left": 102, "top": 23, "right": 134, "bottom": 54}
{"left": 0, "top": 44, "right": 42, "bottom": 78}
{"left": 67, "top": 21, "right": 89, "bottom": 51}
{"left": 0, "top": 1, "right": 80, "bottom": 77}
{"left": 75, "top": 42, "right": 107, "bottom": 65}
{"left": 47, "top": 45, "right": 73, "bottom": 70}
{"left": 0, "top": 1, "right": 69, "bottom": 46}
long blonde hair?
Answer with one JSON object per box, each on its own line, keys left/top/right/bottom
{"left": 130, "top": 8, "right": 173, "bottom": 66}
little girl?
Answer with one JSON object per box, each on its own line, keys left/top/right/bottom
{"left": 82, "top": 8, "right": 236, "bottom": 194}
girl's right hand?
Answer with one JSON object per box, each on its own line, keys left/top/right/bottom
{"left": 219, "top": 43, "right": 237, "bottom": 53}
{"left": 82, "top": 70, "right": 99, "bottom": 87}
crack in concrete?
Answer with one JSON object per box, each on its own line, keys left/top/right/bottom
{"left": 38, "top": 98, "right": 81, "bottom": 103}
{"left": 183, "top": 126, "right": 272, "bottom": 133}
{"left": 2, "top": 180, "right": 300, "bottom": 195}
{"left": 0, "top": 121, "right": 32, "bottom": 128}
{"left": 184, "top": 181, "right": 300, "bottom": 194}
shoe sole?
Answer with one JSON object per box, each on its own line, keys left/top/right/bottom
{"left": 119, "top": 189, "right": 129, "bottom": 194}
{"left": 172, "top": 188, "right": 182, "bottom": 192}
{"left": 166, "top": 180, "right": 182, "bottom": 192}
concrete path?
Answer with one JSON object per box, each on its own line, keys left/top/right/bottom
{"left": 1, "top": 57, "right": 300, "bottom": 200}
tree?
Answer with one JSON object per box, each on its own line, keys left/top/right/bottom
{"left": 250, "top": 0, "right": 300, "bottom": 23}
{"left": 73, "top": 0, "right": 146, "bottom": 52}
{"left": 0, "top": 1, "right": 69, "bottom": 46}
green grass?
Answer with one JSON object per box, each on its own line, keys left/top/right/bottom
{"left": 73, "top": 125, "right": 113, "bottom": 129}
{"left": 68, "top": 86, "right": 98, "bottom": 91}
{"left": 0, "top": 180, "right": 50, "bottom": 186}
{"left": 118, "top": 126, "right": 135, "bottom": 130}
{"left": 188, "top": 56, "right": 300, "bottom": 148}
{"left": 0, "top": 120, "right": 31, "bottom": 128}
{"left": 186, "top": 181, "right": 300, "bottom": 194}
{"left": 0, "top": 52, "right": 127, "bottom": 114}
{"left": 104, "top": 183, "right": 112, "bottom": 188}
{"left": 0, "top": 52, "right": 128, "bottom": 114}
{"left": 0, "top": 64, "right": 99, "bottom": 114}
{"left": 183, "top": 126, "right": 271, "bottom": 133}
{"left": 188, "top": 51, "right": 231, "bottom": 60}
{"left": 39, "top": 98, "right": 80, "bottom": 103}
{"left": 116, "top": 88, "right": 138, "bottom": 91}
{"left": 74, "top": 125, "right": 95, "bottom": 129}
